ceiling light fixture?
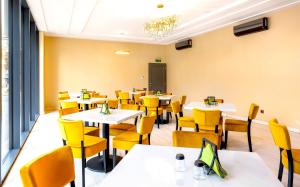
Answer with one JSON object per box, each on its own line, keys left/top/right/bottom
{"left": 115, "top": 50, "right": 130, "bottom": 55}
{"left": 144, "top": 15, "right": 177, "bottom": 39}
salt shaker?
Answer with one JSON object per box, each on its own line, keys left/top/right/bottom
{"left": 175, "top": 153, "right": 186, "bottom": 172}
{"left": 193, "top": 160, "right": 207, "bottom": 180}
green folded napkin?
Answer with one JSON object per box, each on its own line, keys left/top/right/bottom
{"left": 100, "top": 103, "right": 110, "bottom": 115}
{"left": 200, "top": 143, "right": 227, "bottom": 178}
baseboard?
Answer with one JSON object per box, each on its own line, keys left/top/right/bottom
{"left": 224, "top": 114, "right": 300, "bottom": 134}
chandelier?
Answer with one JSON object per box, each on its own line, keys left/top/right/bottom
{"left": 144, "top": 15, "right": 177, "bottom": 39}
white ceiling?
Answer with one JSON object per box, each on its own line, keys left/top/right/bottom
{"left": 27, "top": 0, "right": 300, "bottom": 45}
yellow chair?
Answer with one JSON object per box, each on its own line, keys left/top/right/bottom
{"left": 107, "top": 99, "right": 119, "bottom": 109}
{"left": 58, "top": 92, "right": 70, "bottom": 100}
{"left": 166, "top": 95, "right": 187, "bottom": 121}
{"left": 20, "top": 146, "right": 75, "bottom": 187}
{"left": 146, "top": 90, "right": 154, "bottom": 95}
{"left": 269, "top": 119, "right": 300, "bottom": 187}
{"left": 115, "top": 90, "right": 122, "bottom": 98}
{"left": 171, "top": 101, "right": 195, "bottom": 131}
{"left": 112, "top": 116, "right": 156, "bottom": 167}
{"left": 193, "top": 108, "right": 222, "bottom": 133}
{"left": 224, "top": 103, "right": 259, "bottom": 152}
{"left": 58, "top": 119, "right": 107, "bottom": 187}
{"left": 133, "top": 93, "right": 142, "bottom": 105}
{"left": 59, "top": 108, "right": 99, "bottom": 137}
{"left": 172, "top": 131, "right": 221, "bottom": 149}
{"left": 60, "top": 101, "right": 78, "bottom": 109}
{"left": 143, "top": 96, "right": 163, "bottom": 128}
{"left": 118, "top": 91, "right": 132, "bottom": 104}
{"left": 109, "top": 104, "right": 139, "bottom": 136}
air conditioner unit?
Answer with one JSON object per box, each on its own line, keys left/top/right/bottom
{"left": 175, "top": 39, "right": 192, "bottom": 50}
{"left": 234, "top": 17, "right": 268, "bottom": 37}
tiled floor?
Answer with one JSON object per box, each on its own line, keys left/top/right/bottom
{"left": 2, "top": 111, "right": 300, "bottom": 187}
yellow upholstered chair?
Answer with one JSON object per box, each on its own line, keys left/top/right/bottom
{"left": 193, "top": 108, "right": 222, "bottom": 133}
{"left": 171, "top": 101, "right": 195, "bottom": 131}
{"left": 115, "top": 90, "right": 122, "bottom": 98}
{"left": 133, "top": 93, "right": 142, "bottom": 105}
{"left": 224, "top": 103, "right": 259, "bottom": 152}
{"left": 109, "top": 104, "right": 139, "bottom": 136}
{"left": 146, "top": 90, "right": 154, "bottom": 95}
{"left": 107, "top": 99, "right": 119, "bottom": 109}
{"left": 118, "top": 91, "right": 132, "bottom": 104}
{"left": 20, "top": 146, "right": 75, "bottom": 187}
{"left": 269, "top": 119, "right": 300, "bottom": 187}
{"left": 58, "top": 92, "right": 70, "bottom": 100}
{"left": 58, "top": 119, "right": 107, "bottom": 187}
{"left": 172, "top": 131, "right": 221, "bottom": 149}
{"left": 59, "top": 108, "right": 99, "bottom": 137}
{"left": 60, "top": 101, "right": 78, "bottom": 109}
{"left": 143, "top": 96, "right": 163, "bottom": 128}
{"left": 112, "top": 116, "right": 156, "bottom": 167}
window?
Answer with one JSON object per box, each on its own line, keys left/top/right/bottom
{"left": 1, "top": 0, "right": 10, "bottom": 166}
{"left": 1, "top": 0, "right": 40, "bottom": 182}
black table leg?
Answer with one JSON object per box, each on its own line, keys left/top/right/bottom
{"left": 84, "top": 104, "right": 90, "bottom": 126}
{"left": 86, "top": 123, "right": 121, "bottom": 172}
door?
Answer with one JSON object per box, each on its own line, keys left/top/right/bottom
{"left": 148, "top": 63, "right": 166, "bottom": 93}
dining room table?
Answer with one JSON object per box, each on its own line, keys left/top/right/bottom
{"left": 99, "top": 144, "right": 283, "bottom": 187}
{"left": 62, "top": 108, "right": 144, "bottom": 172}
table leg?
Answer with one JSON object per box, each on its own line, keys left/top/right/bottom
{"left": 86, "top": 123, "right": 121, "bottom": 172}
{"left": 84, "top": 104, "right": 90, "bottom": 126}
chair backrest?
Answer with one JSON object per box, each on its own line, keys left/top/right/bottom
{"left": 58, "top": 119, "right": 84, "bottom": 143}
{"left": 20, "top": 146, "right": 75, "bottom": 187}
{"left": 143, "top": 97, "right": 159, "bottom": 108}
{"left": 107, "top": 99, "right": 119, "bottom": 109}
{"left": 115, "top": 90, "right": 122, "bottom": 98}
{"left": 147, "top": 91, "right": 154, "bottom": 95}
{"left": 193, "top": 109, "right": 221, "bottom": 131}
{"left": 171, "top": 101, "right": 181, "bottom": 114}
{"left": 179, "top": 95, "right": 187, "bottom": 105}
{"left": 269, "top": 119, "right": 291, "bottom": 150}
{"left": 138, "top": 116, "right": 156, "bottom": 135}
{"left": 248, "top": 103, "right": 259, "bottom": 120}
{"left": 215, "top": 99, "right": 224, "bottom": 103}
{"left": 58, "top": 92, "right": 70, "bottom": 100}
{"left": 60, "top": 101, "right": 78, "bottom": 109}
{"left": 172, "top": 131, "right": 220, "bottom": 149}
{"left": 58, "top": 108, "right": 79, "bottom": 118}
{"left": 119, "top": 92, "right": 129, "bottom": 99}
{"left": 120, "top": 104, "right": 139, "bottom": 110}
{"left": 133, "top": 93, "right": 142, "bottom": 104}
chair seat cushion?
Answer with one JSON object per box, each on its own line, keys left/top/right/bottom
{"left": 70, "top": 135, "right": 106, "bottom": 158}
{"left": 178, "top": 116, "right": 195, "bottom": 128}
{"left": 225, "top": 119, "right": 248, "bottom": 132}
{"left": 84, "top": 127, "right": 99, "bottom": 137}
{"left": 113, "top": 132, "right": 148, "bottom": 150}
{"left": 282, "top": 149, "right": 300, "bottom": 174}
{"left": 110, "top": 123, "right": 135, "bottom": 130}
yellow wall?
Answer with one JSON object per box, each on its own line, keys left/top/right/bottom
{"left": 45, "top": 4, "right": 300, "bottom": 128}
{"left": 166, "top": 4, "right": 300, "bottom": 128}
{"left": 44, "top": 37, "right": 166, "bottom": 111}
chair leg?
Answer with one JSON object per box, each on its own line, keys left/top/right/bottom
{"left": 195, "top": 124, "right": 199, "bottom": 132}
{"left": 125, "top": 150, "right": 128, "bottom": 155}
{"left": 81, "top": 141, "right": 86, "bottom": 187}
{"left": 287, "top": 150, "right": 294, "bottom": 187}
{"left": 148, "top": 134, "right": 151, "bottom": 145}
{"left": 113, "top": 148, "right": 117, "bottom": 168}
{"left": 247, "top": 129, "right": 253, "bottom": 152}
{"left": 103, "top": 150, "right": 107, "bottom": 173}
{"left": 70, "top": 181, "right": 75, "bottom": 187}
{"left": 278, "top": 148, "right": 284, "bottom": 181}
{"left": 179, "top": 127, "right": 182, "bottom": 131}
{"left": 224, "top": 131, "right": 228, "bottom": 149}
{"left": 157, "top": 115, "right": 160, "bottom": 129}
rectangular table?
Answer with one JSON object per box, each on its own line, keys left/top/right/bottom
{"left": 62, "top": 108, "right": 143, "bottom": 172}
{"left": 184, "top": 102, "right": 237, "bottom": 113}
{"left": 100, "top": 145, "right": 282, "bottom": 187}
